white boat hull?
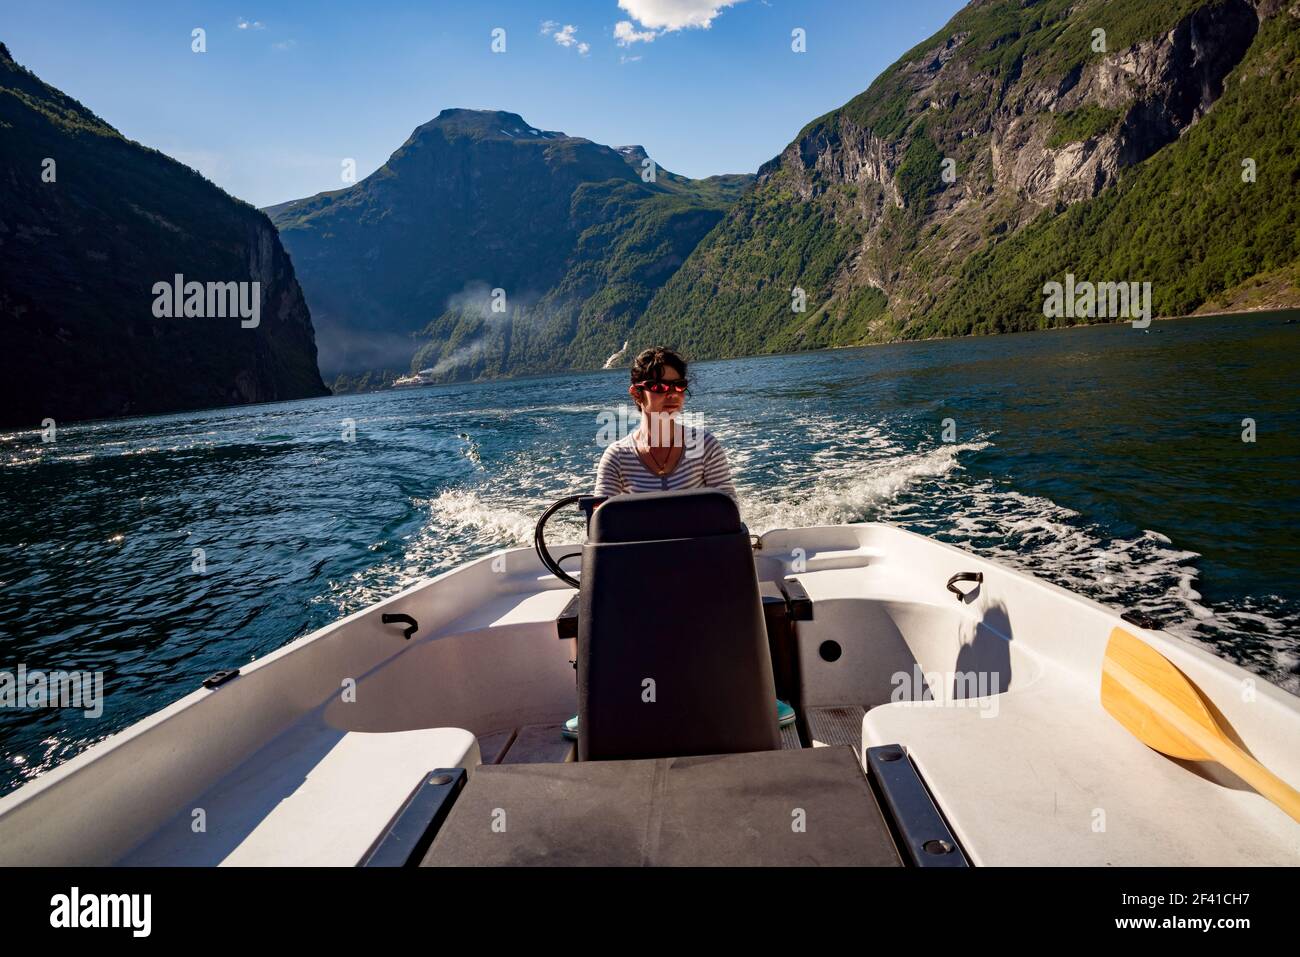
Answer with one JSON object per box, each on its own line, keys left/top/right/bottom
{"left": 1, "top": 522, "right": 1296, "bottom": 866}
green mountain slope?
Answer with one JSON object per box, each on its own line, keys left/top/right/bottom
{"left": 632, "top": 0, "right": 1299, "bottom": 357}
{"left": 0, "top": 43, "right": 328, "bottom": 428}
{"left": 266, "top": 110, "right": 753, "bottom": 385}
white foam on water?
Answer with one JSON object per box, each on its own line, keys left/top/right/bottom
{"left": 313, "top": 487, "right": 582, "bottom": 615}
{"left": 743, "top": 441, "right": 990, "bottom": 532}
{"left": 423, "top": 488, "right": 541, "bottom": 545}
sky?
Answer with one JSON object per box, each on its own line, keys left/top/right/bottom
{"left": 3, "top": 0, "right": 966, "bottom": 209}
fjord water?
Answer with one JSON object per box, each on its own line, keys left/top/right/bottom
{"left": 1, "top": 312, "right": 1297, "bottom": 795}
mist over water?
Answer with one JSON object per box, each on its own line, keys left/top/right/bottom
{"left": 1, "top": 312, "right": 1296, "bottom": 795}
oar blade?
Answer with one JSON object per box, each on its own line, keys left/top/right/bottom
{"left": 1101, "top": 627, "right": 1218, "bottom": 762}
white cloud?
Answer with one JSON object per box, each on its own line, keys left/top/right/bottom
{"left": 617, "top": 0, "right": 747, "bottom": 32}
{"left": 236, "top": 17, "right": 265, "bottom": 31}
{"left": 620, "top": 54, "right": 644, "bottom": 64}
{"left": 272, "top": 39, "right": 296, "bottom": 51}
{"left": 544, "top": 23, "right": 590, "bottom": 55}
{"left": 614, "top": 20, "right": 658, "bottom": 45}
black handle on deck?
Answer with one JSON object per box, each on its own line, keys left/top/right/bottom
{"left": 382, "top": 613, "right": 419, "bottom": 640}
{"left": 945, "top": 572, "right": 983, "bottom": 602}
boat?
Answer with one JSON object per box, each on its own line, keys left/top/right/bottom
{"left": 0, "top": 487, "right": 1296, "bottom": 866}
{"left": 392, "top": 369, "right": 437, "bottom": 388}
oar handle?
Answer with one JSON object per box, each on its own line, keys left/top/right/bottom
{"left": 1198, "top": 732, "right": 1300, "bottom": 825}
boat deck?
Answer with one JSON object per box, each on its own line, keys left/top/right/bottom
{"left": 805, "top": 705, "right": 868, "bottom": 751}
{"left": 477, "top": 717, "right": 804, "bottom": 765}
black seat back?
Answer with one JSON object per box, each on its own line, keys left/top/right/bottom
{"left": 576, "top": 488, "right": 782, "bottom": 761}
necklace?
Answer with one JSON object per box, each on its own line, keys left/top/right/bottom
{"left": 646, "top": 444, "right": 672, "bottom": 475}
{"left": 640, "top": 430, "right": 675, "bottom": 475}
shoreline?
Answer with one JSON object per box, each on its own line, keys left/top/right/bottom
{"left": 7, "top": 305, "right": 1296, "bottom": 432}
{"left": 687, "top": 302, "right": 1300, "bottom": 365}
{"left": 360, "top": 301, "right": 1300, "bottom": 389}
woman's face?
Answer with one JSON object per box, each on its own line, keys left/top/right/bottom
{"left": 630, "top": 365, "right": 686, "bottom": 418}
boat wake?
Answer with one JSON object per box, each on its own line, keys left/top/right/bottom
{"left": 740, "top": 440, "right": 991, "bottom": 532}
{"left": 347, "top": 426, "right": 1297, "bottom": 696}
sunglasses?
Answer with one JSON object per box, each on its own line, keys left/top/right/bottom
{"left": 635, "top": 379, "right": 689, "bottom": 394}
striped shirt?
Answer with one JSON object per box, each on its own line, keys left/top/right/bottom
{"left": 594, "top": 426, "right": 738, "bottom": 504}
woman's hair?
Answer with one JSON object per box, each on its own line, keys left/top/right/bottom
{"left": 630, "top": 346, "right": 687, "bottom": 386}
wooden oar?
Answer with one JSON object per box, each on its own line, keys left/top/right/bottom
{"left": 1101, "top": 626, "right": 1300, "bottom": 824}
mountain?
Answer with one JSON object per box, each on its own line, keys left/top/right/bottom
{"left": 266, "top": 109, "right": 753, "bottom": 385}
{"left": 0, "top": 43, "right": 328, "bottom": 429}
{"left": 632, "top": 0, "right": 1300, "bottom": 357}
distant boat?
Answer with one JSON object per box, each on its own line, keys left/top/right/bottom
{"left": 393, "top": 369, "right": 438, "bottom": 388}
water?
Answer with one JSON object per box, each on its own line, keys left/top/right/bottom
{"left": 1, "top": 312, "right": 1297, "bottom": 795}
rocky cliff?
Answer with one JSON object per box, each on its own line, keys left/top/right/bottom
{"left": 633, "top": 0, "right": 1299, "bottom": 356}
{"left": 0, "top": 42, "right": 329, "bottom": 428}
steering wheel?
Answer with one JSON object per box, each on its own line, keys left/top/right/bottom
{"left": 534, "top": 494, "right": 586, "bottom": 589}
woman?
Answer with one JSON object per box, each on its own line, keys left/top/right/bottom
{"left": 593, "top": 346, "right": 738, "bottom": 503}
{"left": 562, "top": 346, "right": 795, "bottom": 740}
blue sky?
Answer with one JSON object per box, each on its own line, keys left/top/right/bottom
{"left": 4, "top": 0, "right": 965, "bottom": 208}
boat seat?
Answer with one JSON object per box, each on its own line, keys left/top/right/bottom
{"left": 423, "top": 745, "right": 901, "bottom": 866}
{"left": 577, "top": 488, "right": 782, "bottom": 761}
{"left": 120, "top": 719, "right": 479, "bottom": 866}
